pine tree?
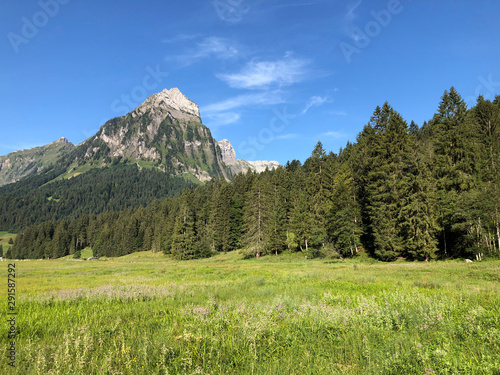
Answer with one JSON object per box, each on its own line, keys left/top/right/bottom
{"left": 291, "top": 190, "right": 313, "bottom": 253}
{"left": 170, "top": 203, "right": 197, "bottom": 260}
{"left": 208, "top": 181, "right": 232, "bottom": 252}
{"left": 243, "top": 176, "right": 271, "bottom": 257}
{"left": 398, "top": 146, "right": 439, "bottom": 261}
{"left": 361, "top": 103, "right": 413, "bottom": 261}
{"left": 52, "top": 221, "right": 70, "bottom": 258}
{"left": 431, "top": 88, "right": 474, "bottom": 257}
{"left": 329, "top": 162, "right": 362, "bottom": 257}
{"left": 268, "top": 172, "right": 287, "bottom": 255}
{"left": 304, "top": 142, "right": 329, "bottom": 247}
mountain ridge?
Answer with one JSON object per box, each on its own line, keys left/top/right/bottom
{"left": 0, "top": 88, "right": 279, "bottom": 187}
{"left": 0, "top": 137, "right": 75, "bottom": 186}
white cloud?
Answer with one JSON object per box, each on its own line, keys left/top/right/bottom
{"left": 201, "top": 91, "right": 286, "bottom": 128}
{"left": 166, "top": 37, "right": 240, "bottom": 66}
{"left": 217, "top": 56, "right": 311, "bottom": 90}
{"left": 302, "top": 95, "right": 332, "bottom": 114}
{"left": 202, "top": 91, "right": 285, "bottom": 113}
{"left": 196, "top": 37, "right": 240, "bottom": 59}
{"left": 203, "top": 112, "right": 241, "bottom": 127}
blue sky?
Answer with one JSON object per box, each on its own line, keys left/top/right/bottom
{"left": 1, "top": 0, "right": 500, "bottom": 164}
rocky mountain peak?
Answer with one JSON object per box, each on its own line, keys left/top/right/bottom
{"left": 137, "top": 87, "right": 200, "bottom": 118}
{"left": 53, "top": 137, "right": 69, "bottom": 144}
{"left": 217, "top": 139, "right": 237, "bottom": 165}
{"left": 217, "top": 139, "right": 280, "bottom": 174}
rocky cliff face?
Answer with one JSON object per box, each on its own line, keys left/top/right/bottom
{"left": 75, "top": 88, "right": 230, "bottom": 182}
{"left": 0, "top": 138, "right": 75, "bottom": 186}
{"left": 217, "top": 139, "right": 279, "bottom": 174}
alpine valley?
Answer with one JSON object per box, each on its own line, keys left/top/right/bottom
{"left": 2, "top": 87, "right": 500, "bottom": 262}
{"left": 0, "top": 88, "right": 278, "bottom": 231}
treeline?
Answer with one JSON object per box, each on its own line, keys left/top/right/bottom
{"left": 9, "top": 89, "right": 500, "bottom": 261}
{"left": 0, "top": 164, "right": 197, "bottom": 231}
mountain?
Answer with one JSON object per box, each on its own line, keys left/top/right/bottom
{"left": 217, "top": 139, "right": 279, "bottom": 174}
{"left": 0, "top": 137, "right": 75, "bottom": 186}
{"left": 67, "top": 88, "right": 230, "bottom": 182}
{"left": 0, "top": 88, "right": 280, "bottom": 231}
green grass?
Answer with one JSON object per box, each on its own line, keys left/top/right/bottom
{"left": 0, "top": 232, "right": 16, "bottom": 254}
{"left": 1, "top": 252, "right": 499, "bottom": 374}
{"left": 135, "top": 160, "right": 156, "bottom": 170}
{"left": 56, "top": 163, "right": 96, "bottom": 180}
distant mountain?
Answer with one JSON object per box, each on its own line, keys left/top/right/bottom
{"left": 0, "top": 138, "right": 75, "bottom": 186}
{"left": 217, "top": 139, "right": 279, "bottom": 174}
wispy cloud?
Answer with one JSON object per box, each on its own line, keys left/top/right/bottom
{"left": 202, "top": 91, "right": 285, "bottom": 113}
{"left": 201, "top": 91, "right": 286, "bottom": 128}
{"left": 166, "top": 37, "right": 240, "bottom": 66}
{"left": 217, "top": 55, "right": 311, "bottom": 90}
{"left": 275, "top": 133, "right": 300, "bottom": 140}
{"left": 321, "top": 131, "right": 348, "bottom": 139}
{"left": 302, "top": 95, "right": 332, "bottom": 114}
{"left": 203, "top": 112, "right": 241, "bottom": 127}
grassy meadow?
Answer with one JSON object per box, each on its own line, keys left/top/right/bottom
{"left": 0, "top": 232, "right": 16, "bottom": 255}
{"left": 1, "top": 251, "right": 499, "bottom": 374}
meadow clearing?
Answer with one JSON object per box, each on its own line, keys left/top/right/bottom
{"left": 1, "top": 251, "right": 499, "bottom": 374}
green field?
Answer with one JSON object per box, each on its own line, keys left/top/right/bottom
{"left": 1, "top": 252, "right": 499, "bottom": 374}
{"left": 0, "top": 232, "right": 16, "bottom": 255}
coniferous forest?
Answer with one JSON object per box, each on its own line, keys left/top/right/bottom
{"left": 9, "top": 89, "right": 500, "bottom": 261}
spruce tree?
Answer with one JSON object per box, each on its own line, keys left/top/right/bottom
{"left": 268, "top": 172, "right": 287, "bottom": 255}
{"left": 243, "top": 176, "right": 271, "bottom": 257}
{"left": 329, "top": 162, "right": 362, "bottom": 257}
{"left": 170, "top": 203, "right": 197, "bottom": 260}
{"left": 304, "top": 142, "right": 329, "bottom": 246}
{"left": 361, "top": 103, "right": 413, "bottom": 261}
{"left": 431, "top": 88, "right": 473, "bottom": 257}
{"left": 398, "top": 145, "right": 439, "bottom": 261}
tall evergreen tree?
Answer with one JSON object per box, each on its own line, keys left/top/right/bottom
{"left": 360, "top": 103, "right": 413, "bottom": 261}
{"left": 328, "top": 162, "right": 362, "bottom": 257}
{"left": 304, "top": 142, "right": 329, "bottom": 246}
{"left": 243, "top": 176, "right": 271, "bottom": 257}
{"left": 398, "top": 145, "right": 439, "bottom": 261}
{"left": 431, "top": 88, "right": 474, "bottom": 256}
{"left": 170, "top": 203, "right": 197, "bottom": 260}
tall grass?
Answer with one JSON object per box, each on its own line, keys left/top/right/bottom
{"left": 1, "top": 252, "right": 499, "bottom": 374}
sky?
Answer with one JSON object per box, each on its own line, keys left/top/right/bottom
{"left": 1, "top": 0, "right": 500, "bottom": 164}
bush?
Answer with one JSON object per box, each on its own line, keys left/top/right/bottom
{"left": 319, "top": 244, "right": 341, "bottom": 260}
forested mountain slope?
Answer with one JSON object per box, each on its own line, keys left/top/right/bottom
{"left": 0, "top": 88, "right": 278, "bottom": 231}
